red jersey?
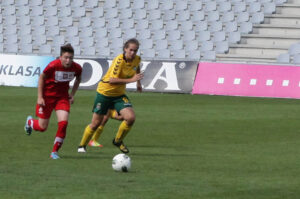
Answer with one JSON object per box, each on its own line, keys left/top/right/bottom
{"left": 43, "top": 59, "right": 82, "bottom": 98}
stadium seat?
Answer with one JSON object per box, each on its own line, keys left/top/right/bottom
{"left": 153, "top": 30, "right": 166, "bottom": 40}
{"left": 123, "top": 29, "right": 137, "bottom": 40}
{"left": 57, "top": 0, "right": 70, "bottom": 7}
{"left": 209, "top": 21, "right": 223, "bottom": 32}
{"left": 4, "top": 15, "right": 17, "bottom": 25}
{"left": 248, "top": 2, "right": 261, "bottom": 14}
{"left": 82, "top": 46, "right": 96, "bottom": 56}
{"left": 65, "top": 27, "right": 78, "bottom": 37}
{"left": 233, "top": 2, "right": 247, "bottom": 13}
{"left": 119, "top": 8, "right": 133, "bottom": 20}
{"left": 177, "top": 10, "right": 190, "bottom": 21}
{"left": 221, "top": 11, "right": 235, "bottom": 22}
{"left": 91, "top": 7, "right": 104, "bottom": 18}
{"left": 175, "top": 1, "right": 188, "bottom": 11}
{"left": 137, "top": 29, "right": 151, "bottom": 40}
{"left": 105, "top": 8, "right": 118, "bottom": 19}
{"left": 142, "top": 49, "right": 156, "bottom": 58}
{"left": 225, "top": 21, "right": 238, "bottom": 32}
{"left": 228, "top": 31, "right": 241, "bottom": 43}
{"left": 16, "top": 0, "right": 29, "bottom": 6}
{"left": 31, "top": 6, "right": 43, "bottom": 16}
{"left": 172, "top": 49, "right": 186, "bottom": 59}
{"left": 292, "top": 54, "right": 300, "bottom": 64}
{"left": 151, "top": 19, "right": 164, "bottom": 30}
{"left": 92, "top": 18, "right": 105, "bottom": 29}
{"left": 121, "top": 18, "right": 135, "bottom": 30}
{"left": 263, "top": 2, "right": 276, "bottom": 14}
{"left": 52, "top": 35, "right": 65, "bottom": 46}
{"left": 73, "top": 7, "right": 86, "bottom": 18}
{"left": 136, "top": 19, "right": 149, "bottom": 30}
{"left": 168, "top": 30, "right": 181, "bottom": 41}
{"left": 134, "top": 9, "right": 147, "bottom": 20}
{"left": 20, "top": 44, "right": 33, "bottom": 54}
{"left": 39, "top": 44, "right": 52, "bottom": 54}
{"left": 161, "top": 0, "right": 174, "bottom": 11}
{"left": 104, "top": 0, "right": 117, "bottom": 9}
{"left": 16, "top": 6, "right": 30, "bottom": 16}
{"left": 147, "top": 0, "right": 159, "bottom": 10}
{"left": 20, "top": 34, "right": 32, "bottom": 44}
{"left": 3, "top": 6, "right": 16, "bottom": 16}
{"left": 30, "top": 0, "right": 42, "bottom": 6}
{"left": 239, "top": 22, "right": 253, "bottom": 34}
{"left": 198, "top": 30, "right": 211, "bottom": 42}
{"left": 32, "top": 16, "right": 45, "bottom": 27}
{"left": 205, "top": 1, "right": 217, "bottom": 12}
{"left": 71, "top": 0, "right": 84, "bottom": 8}
{"left": 215, "top": 41, "right": 229, "bottom": 53}
{"left": 4, "top": 25, "right": 17, "bottom": 35}
{"left": 165, "top": 20, "right": 178, "bottom": 31}
{"left": 288, "top": 43, "right": 300, "bottom": 55}
{"left": 183, "top": 30, "right": 196, "bottom": 41}
{"left": 79, "top": 27, "right": 93, "bottom": 38}
{"left": 94, "top": 27, "right": 108, "bottom": 38}
{"left": 169, "top": 40, "right": 183, "bottom": 50}
{"left": 33, "top": 35, "right": 47, "bottom": 45}
{"left": 79, "top": 17, "right": 91, "bottom": 28}
{"left": 157, "top": 49, "right": 171, "bottom": 58}
{"left": 187, "top": 50, "right": 201, "bottom": 60}
{"left": 155, "top": 39, "right": 168, "bottom": 50}
{"left": 218, "top": 1, "right": 232, "bottom": 13}
{"left": 140, "top": 39, "right": 153, "bottom": 49}
{"left": 274, "top": 0, "right": 288, "bottom": 5}
{"left": 47, "top": 26, "right": 59, "bottom": 36}
{"left": 195, "top": 21, "right": 208, "bottom": 31}
{"left": 108, "top": 28, "right": 122, "bottom": 39}
{"left": 46, "top": 16, "right": 59, "bottom": 27}
{"left": 189, "top": 1, "right": 202, "bottom": 12}
{"left": 32, "top": 26, "right": 46, "bottom": 37}
{"left": 2, "top": 0, "right": 14, "bottom": 7}
{"left": 236, "top": 12, "right": 250, "bottom": 23}
{"left": 149, "top": 9, "right": 161, "bottom": 20}
{"left": 200, "top": 41, "right": 214, "bottom": 52}
{"left": 59, "top": 7, "right": 72, "bottom": 17}
{"left": 133, "top": 0, "right": 145, "bottom": 10}
{"left": 43, "top": 0, "right": 56, "bottom": 7}
{"left": 59, "top": 17, "right": 73, "bottom": 27}
{"left": 5, "top": 34, "right": 17, "bottom": 44}
{"left": 95, "top": 37, "right": 109, "bottom": 47}
{"left": 86, "top": 0, "right": 98, "bottom": 8}
{"left": 191, "top": 11, "right": 205, "bottom": 22}
{"left": 97, "top": 47, "right": 111, "bottom": 57}
{"left": 185, "top": 40, "right": 199, "bottom": 51}
{"left": 66, "top": 36, "right": 79, "bottom": 46}
{"left": 107, "top": 18, "right": 120, "bottom": 29}
{"left": 251, "top": 12, "right": 264, "bottom": 23}
{"left": 6, "top": 44, "right": 18, "bottom": 53}
{"left": 207, "top": 11, "right": 220, "bottom": 22}
{"left": 163, "top": 10, "right": 176, "bottom": 21}
{"left": 44, "top": 6, "right": 57, "bottom": 17}
{"left": 119, "top": 0, "right": 131, "bottom": 9}
{"left": 19, "top": 25, "right": 31, "bottom": 35}
{"left": 213, "top": 31, "right": 226, "bottom": 42}
{"left": 203, "top": 50, "right": 216, "bottom": 60}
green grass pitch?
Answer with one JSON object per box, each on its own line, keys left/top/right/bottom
{"left": 1, "top": 86, "right": 300, "bottom": 199}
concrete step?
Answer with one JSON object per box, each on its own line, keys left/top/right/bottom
{"left": 252, "top": 24, "right": 300, "bottom": 36}
{"left": 227, "top": 44, "right": 287, "bottom": 57}
{"left": 276, "top": 4, "right": 300, "bottom": 15}
{"left": 216, "top": 53, "right": 277, "bottom": 63}
{"left": 264, "top": 14, "right": 300, "bottom": 25}
{"left": 240, "top": 34, "right": 300, "bottom": 47}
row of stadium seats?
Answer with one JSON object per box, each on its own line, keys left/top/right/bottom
{"left": 0, "top": 0, "right": 287, "bottom": 60}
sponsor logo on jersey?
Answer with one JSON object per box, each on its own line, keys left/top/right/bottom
{"left": 55, "top": 71, "right": 75, "bottom": 82}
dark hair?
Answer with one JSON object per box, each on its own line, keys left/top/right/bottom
{"left": 60, "top": 43, "right": 74, "bottom": 56}
{"left": 123, "top": 38, "right": 139, "bottom": 53}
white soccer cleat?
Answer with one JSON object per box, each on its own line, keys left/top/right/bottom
{"left": 77, "top": 146, "right": 86, "bottom": 153}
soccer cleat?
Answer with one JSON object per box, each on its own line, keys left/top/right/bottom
{"left": 112, "top": 139, "right": 129, "bottom": 154}
{"left": 77, "top": 146, "right": 87, "bottom": 153}
{"left": 24, "top": 115, "right": 33, "bottom": 135}
{"left": 88, "top": 140, "right": 103, "bottom": 147}
{"left": 50, "top": 152, "right": 60, "bottom": 159}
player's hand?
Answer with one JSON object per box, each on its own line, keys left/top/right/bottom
{"left": 131, "top": 73, "right": 144, "bottom": 82}
{"left": 37, "top": 97, "right": 45, "bottom": 106}
{"left": 69, "top": 95, "right": 74, "bottom": 104}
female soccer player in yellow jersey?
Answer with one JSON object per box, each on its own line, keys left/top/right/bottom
{"left": 78, "top": 38, "right": 143, "bottom": 153}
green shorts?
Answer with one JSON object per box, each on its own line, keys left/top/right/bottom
{"left": 92, "top": 93, "right": 132, "bottom": 115}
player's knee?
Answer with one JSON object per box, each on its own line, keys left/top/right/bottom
{"left": 125, "top": 115, "right": 135, "bottom": 126}
{"left": 39, "top": 127, "right": 47, "bottom": 132}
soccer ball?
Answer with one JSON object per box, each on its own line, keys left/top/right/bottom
{"left": 112, "top": 153, "right": 131, "bottom": 172}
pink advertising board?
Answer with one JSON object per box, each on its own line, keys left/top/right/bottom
{"left": 192, "top": 62, "right": 300, "bottom": 99}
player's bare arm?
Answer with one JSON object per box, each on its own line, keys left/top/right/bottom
{"left": 37, "top": 73, "right": 46, "bottom": 106}
{"left": 136, "top": 67, "right": 143, "bottom": 92}
{"left": 109, "top": 73, "right": 143, "bottom": 84}
{"left": 69, "top": 75, "right": 81, "bottom": 104}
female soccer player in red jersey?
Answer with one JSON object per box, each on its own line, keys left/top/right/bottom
{"left": 24, "top": 44, "right": 82, "bottom": 159}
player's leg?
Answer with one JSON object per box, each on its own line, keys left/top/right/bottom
{"left": 50, "top": 98, "right": 70, "bottom": 159}
{"left": 89, "top": 112, "right": 110, "bottom": 147}
{"left": 78, "top": 113, "right": 104, "bottom": 152}
{"left": 78, "top": 93, "right": 111, "bottom": 152}
{"left": 25, "top": 102, "right": 53, "bottom": 135}
{"left": 112, "top": 96, "right": 135, "bottom": 153}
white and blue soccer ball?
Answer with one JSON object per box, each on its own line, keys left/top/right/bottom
{"left": 112, "top": 153, "right": 131, "bottom": 172}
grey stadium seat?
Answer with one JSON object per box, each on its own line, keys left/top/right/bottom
{"left": 133, "top": 0, "right": 145, "bottom": 10}
{"left": 215, "top": 41, "right": 229, "bottom": 53}
{"left": 169, "top": 40, "right": 183, "bottom": 50}
{"left": 189, "top": 1, "right": 202, "bottom": 12}
{"left": 292, "top": 54, "right": 300, "bottom": 64}
{"left": 225, "top": 21, "right": 238, "bottom": 32}
{"left": 97, "top": 48, "right": 111, "bottom": 57}
{"left": 91, "top": 7, "right": 104, "bottom": 18}
{"left": 151, "top": 19, "right": 164, "bottom": 30}
{"left": 191, "top": 11, "right": 205, "bottom": 22}
{"left": 121, "top": 19, "right": 135, "bottom": 30}
{"left": 20, "top": 35, "right": 32, "bottom": 44}
{"left": 33, "top": 35, "right": 47, "bottom": 45}
{"left": 124, "top": 29, "right": 137, "bottom": 40}
{"left": 203, "top": 51, "right": 216, "bottom": 60}
{"left": 153, "top": 30, "right": 166, "bottom": 40}
{"left": 228, "top": 31, "right": 241, "bottom": 43}
{"left": 119, "top": 0, "right": 130, "bottom": 9}
{"left": 157, "top": 49, "right": 171, "bottom": 59}
{"left": 168, "top": 30, "right": 181, "bottom": 41}
{"left": 155, "top": 39, "right": 168, "bottom": 50}
{"left": 20, "top": 44, "right": 33, "bottom": 54}
{"left": 187, "top": 50, "right": 201, "bottom": 60}
{"left": 140, "top": 39, "right": 153, "bottom": 49}
{"left": 172, "top": 49, "right": 186, "bottom": 59}
{"left": 39, "top": 45, "right": 52, "bottom": 54}
{"left": 185, "top": 40, "right": 199, "bottom": 51}
{"left": 213, "top": 31, "right": 226, "bottom": 42}
{"left": 142, "top": 49, "right": 156, "bottom": 58}
{"left": 251, "top": 12, "right": 264, "bottom": 23}
{"left": 288, "top": 43, "right": 300, "bottom": 55}
{"left": 138, "top": 29, "right": 151, "bottom": 40}
{"left": 6, "top": 44, "right": 18, "bottom": 53}
{"left": 161, "top": 0, "right": 174, "bottom": 11}
{"left": 183, "top": 30, "right": 196, "bottom": 41}
{"left": 200, "top": 41, "right": 214, "bottom": 52}
{"left": 198, "top": 30, "right": 211, "bottom": 42}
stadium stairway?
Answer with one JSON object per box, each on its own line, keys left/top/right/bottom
{"left": 217, "top": 0, "right": 300, "bottom": 63}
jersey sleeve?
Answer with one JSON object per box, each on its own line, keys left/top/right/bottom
{"left": 43, "top": 62, "right": 55, "bottom": 77}
{"left": 109, "top": 56, "right": 123, "bottom": 78}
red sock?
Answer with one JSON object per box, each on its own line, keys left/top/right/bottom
{"left": 32, "top": 119, "right": 46, "bottom": 132}
{"left": 52, "top": 121, "right": 68, "bottom": 152}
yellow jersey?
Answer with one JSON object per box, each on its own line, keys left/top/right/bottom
{"left": 97, "top": 54, "right": 141, "bottom": 97}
